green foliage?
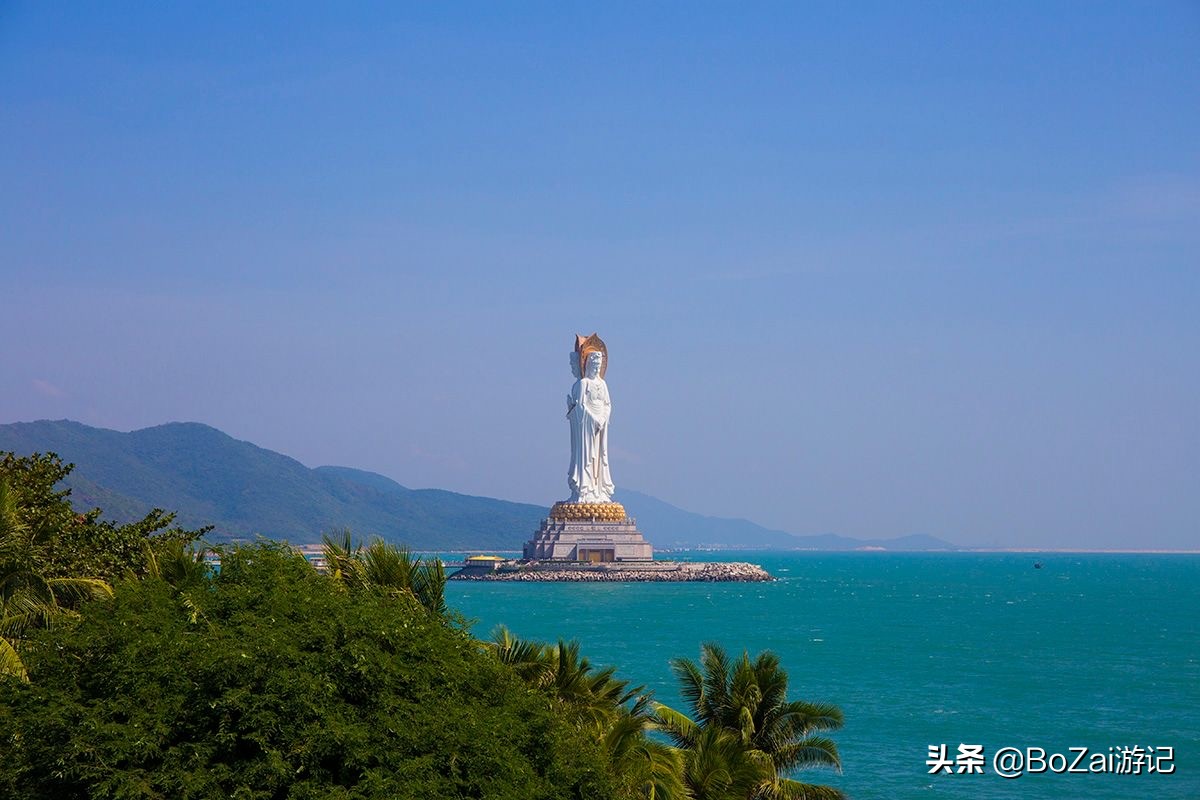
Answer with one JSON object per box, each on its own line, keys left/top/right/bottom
{"left": 604, "top": 699, "right": 690, "bottom": 800}
{"left": 486, "top": 626, "right": 640, "bottom": 728}
{"left": 655, "top": 644, "right": 845, "bottom": 800}
{"left": 0, "top": 469, "right": 109, "bottom": 681}
{"left": 0, "top": 542, "right": 619, "bottom": 800}
{"left": 486, "top": 626, "right": 690, "bottom": 800}
{"left": 0, "top": 451, "right": 208, "bottom": 680}
{"left": 0, "top": 451, "right": 207, "bottom": 583}
{"left": 322, "top": 530, "right": 447, "bottom": 616}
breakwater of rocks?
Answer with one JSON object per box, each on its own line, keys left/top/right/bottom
{"left": 450, "top": 560, "right": 772, "bottom": 582}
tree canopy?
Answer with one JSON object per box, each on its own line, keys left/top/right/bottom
{"left": 0, "top": 542, "right": 618, "bottom": 800}
{"left": 0, "top": 451, "right": 206, "bottom": 583}
{"left": 1, "top": 452, "right": 208, "bottom": 682}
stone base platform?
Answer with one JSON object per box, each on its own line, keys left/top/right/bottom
{"left": 450, "top": 560, "right": 772, "bottom": 582}
{"left": 523, "top": 513, "right": 653, "bottom": 562}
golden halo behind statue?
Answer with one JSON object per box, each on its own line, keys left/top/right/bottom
{"left": 575, "top": 332, "right": 608, "bottom": 379}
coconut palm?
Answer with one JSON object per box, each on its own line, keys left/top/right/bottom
{"left": 488, "top": 623, "right": 556, "bottom": 685}
{"left": 408, "top": 551, "right": 447, "bottom": 615}
{"left": 321, "top": 530, "right": 448, "bottom": 616}
{"left": 142, "top": 538, "right": 212, "bottom": 624}
{"left": 655, "top": 643, "right": 845, "bottom": 800}
{"left": 606, "top": 695, "right": 691, "bottom": 800}
{"left": 487, "top": 626, "right": 691, "bottom": 799}
{"left": 486, "top": 626, "right": 639, "bottom": 725}
{"left": 549, "top": 637, "right": 641, "bottom": 727}
{"left": 142, "top": 538, "right": 210, "bottom": 586}
{"left": 654, "top": 718, "right": 770, "bottom": 800}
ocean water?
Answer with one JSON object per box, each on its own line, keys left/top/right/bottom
{"left": 446, "top": 552, "right": 1200, "bottom": 799}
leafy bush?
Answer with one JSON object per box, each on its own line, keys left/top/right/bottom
{"left": 0, "top": 451, "right": 205, "bottom": 583}
{"left": 0, "top": 542, "right": 618, "bottom": 800}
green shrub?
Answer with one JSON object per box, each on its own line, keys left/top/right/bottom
{"left": 0, "top": 542, "right": 617, "bottom": 800}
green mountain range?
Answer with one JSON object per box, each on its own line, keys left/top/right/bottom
{"left": 0, "top": 420, "right": 956, "bottom": 551}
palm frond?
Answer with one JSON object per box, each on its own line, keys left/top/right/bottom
{"left": 670, "top": 656, "right": 706, "bottom": 720}
{"left": 0, "top": 477, "right": 28, "bottom": 546}
{"left": 699, "top": 643, "right": 732, "bottom": 723}
{"left": 412, "top": 557, "right": 447, "bottom": 615}
{"left": 652, "top": 703, "right": 700, "bottom": 748}
{"left": 321, "top": 529, "right": 362, "bottom": 588}
{"left": 685, "top": 724, "right": 770, "bottom": 800}
{"left": 773, "top": 778, "right": 848, "bottom": 800}
{"left": 149, "top": 540, "right": 210, "bottom": 588}
{"left": 47, "top": 577, "right": 113, "bottom": 606}
{"left": 363, "top": 539, "right": 415, "bottom": 592}
{"left": 776, "top": 701, "right": 845, "bottom": 735}
{"left": 770, "top": 737, "right": 842, "bottom": 773}
{"left": 178, "top": 591, "right": 209, "bottom": 625}
{"left": 0, "top": 634, "right": 29, "bottom": 682}
{"left": 0, "top": 570, "right": 54, "bottom": 608}
{"left": 486, "top": 625, "right": 555, "bottom": 686}
{"left": 609, "top": 722, "right": 691, "bottom": 800}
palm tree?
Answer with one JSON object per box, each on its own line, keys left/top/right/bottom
{"left": 486, "top": 626, "right": 691, "bottom": 799}
{"left": 486, "top": 626, "right": 636, "bottom": 725}
{"left": 0, "top": 477, "right": 113, "bottom": 682}
{"left": 142, "top": 538, "right": 212, "bottom": 624}
{"left": 655, "top": 643, "right": 845, "bottom": 800}
{"left": 141, "top": 537, "right": 210, "bottom": 588}
{"left": 321, "top": 530, "right": 448, "bottom": 616}
{"left": 321, "top": 528, "right": 364, "bottom": 585}
{"left": 656, "top": 719, "right": 769, "bottom": 800}
{"left": 488, "top": 623, "right": 556, "bottom": 685}
{"left": 547, "top": 637, "right": 641, "bottom": 728}
{"left": 605, "top": 695, "right": 691, "bottom": 800}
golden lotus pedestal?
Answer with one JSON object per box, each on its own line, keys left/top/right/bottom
{"left": 547, "top": 501, "right": 628, "bottom": 522}
{"left": 523, "top": 502, "right": 654, "bottom": 563}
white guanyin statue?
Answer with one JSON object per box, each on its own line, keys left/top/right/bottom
{"left": 566, "top": 340, "right": 614, "bottom": 503}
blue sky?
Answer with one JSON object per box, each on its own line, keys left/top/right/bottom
{"left": 2, "top": 3, "right": 1197, "bottom": 548}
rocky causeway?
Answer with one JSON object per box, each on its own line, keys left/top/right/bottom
{"left": 450, "top": 560, "right": 773, "bottom": 582}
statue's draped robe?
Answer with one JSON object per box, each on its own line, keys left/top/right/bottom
{"left": 567, "top": 376, "right": 614, "bottom": 502}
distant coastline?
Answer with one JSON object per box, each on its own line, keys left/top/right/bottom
{"left": 957, "top": 548, "right": 1200, "bottom": 555}
{"left": 662, "top": 546, "right": 1200, "bottom": 555}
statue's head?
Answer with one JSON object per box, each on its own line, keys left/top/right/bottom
{"left": 585, "top": 351, "right": 603, "bottom": 378}
{"left": 573, "top": 333, "right": 608, "bottom": 379}
{"left": 569, "top": 351, "right": 582, "bottom": 379}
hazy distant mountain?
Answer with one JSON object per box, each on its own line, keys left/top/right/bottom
{"left": 0, "top": 420, "right": 957, "bottom": 551}
{"left": 616, "top": 490, "right": 955, "bottom": 550}
{"left": 0, "top": 420, "right": 543, "bottom": 549}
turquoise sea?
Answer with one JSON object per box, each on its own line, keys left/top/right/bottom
{"left": 446, "top": 552, "right": 1199, "bottom": 800}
